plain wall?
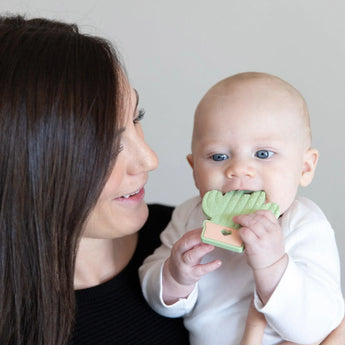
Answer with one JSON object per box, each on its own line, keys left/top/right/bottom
{"left": 1, "top": 0, "right": 344, "bottom": 294}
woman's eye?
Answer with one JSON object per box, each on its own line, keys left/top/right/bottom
{"left": 255, "top": 150, "right": 273, "bottom": 159}
{"left": 212, "top": 153, "right": 228, "bottom": 161}
{"left": 134, "top": 108, "right": 145, "bottom": 124}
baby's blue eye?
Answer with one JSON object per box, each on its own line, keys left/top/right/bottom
{"left": 255, "top": 150, "right": 273, "bottom": 159}
{"left": 212, "top": 153, "right": 228, "bottom": 161}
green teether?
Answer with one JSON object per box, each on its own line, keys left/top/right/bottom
{"left": 201, "top": 190, "right": 280, "bottom": 252}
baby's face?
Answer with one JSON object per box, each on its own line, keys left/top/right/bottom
{"left": 188, "top": 78, "right": 317, "bottom": 214}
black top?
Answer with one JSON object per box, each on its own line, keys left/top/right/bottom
{"left": 71, "top": 204, "right": 189, "bottom": 345}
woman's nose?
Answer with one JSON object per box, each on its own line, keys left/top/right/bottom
{"left": 141, "top": 141, "right": 159, "bottom": 172}
{"left": 129, "top": 135, "right": 159, "bottom": 174}
{"left": 225, "top": 159, "right": 255, "bottom": 179}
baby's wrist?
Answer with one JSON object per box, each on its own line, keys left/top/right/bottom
{"left": 162, "top": 259, "right": 196, "bottom": 305}
{"left": 252, "top": 252, "right": 288, "bottom": 272}
{"left": 253, "top": 254, "right": 289, "bottom": 304}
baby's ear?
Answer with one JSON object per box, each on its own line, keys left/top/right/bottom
{"left": 186, "top": 154, "right": 194, "bottom": 168}
{"left": 187, "top": 154, "right": 200, "bottom": 190}
{"left": 300, "top": 148, "right": 319, "bottom": 187}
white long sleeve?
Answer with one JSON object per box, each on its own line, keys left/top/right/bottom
{"left": 140, "top": 196, "right": 344, "bottom": 345}
{"left": 139, "top": 197, "right": 202, "bottom": 317}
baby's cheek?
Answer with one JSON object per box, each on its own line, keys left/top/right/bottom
{"left": 271, "top": 191, "right": 296, "bottom": 215}
{"left": 197, "top": 178, "right": 221, "bottom": 198}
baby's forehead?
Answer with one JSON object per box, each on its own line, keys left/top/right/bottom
{"left": 199, "top": 74, "right": 307, "bottom": 119}
{"left": 198, "top": 87, "right": 301, "bottom": 119}
{"left": 193, "top": 74, "right": 311, "bottom": 146}
{"left": 210, "top": 74, "right": 298, "bottom": 101}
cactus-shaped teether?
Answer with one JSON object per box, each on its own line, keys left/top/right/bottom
{"left": 201, "top": 190, "right": 280, "bottom": 253}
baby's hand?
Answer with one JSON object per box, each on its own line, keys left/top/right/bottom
{"left": 162, "top": 228, "right": 221, "bottom": 304}
{"left": 234, "top": 209, "right": 285, "bottom": 270}
{"left": 235, "top": 210, "right": 288, "bottom": 303}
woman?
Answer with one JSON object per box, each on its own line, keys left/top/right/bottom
{"left": 0, "top": 15, "right": 343, "bottom": 345}
{"left": 0, "top": 15, "right": 188, "bottom": 345}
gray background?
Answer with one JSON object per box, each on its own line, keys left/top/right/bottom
{"left": 2, "top": 0, "right": 344, "bottom": 294}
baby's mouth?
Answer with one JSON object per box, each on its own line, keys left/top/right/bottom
{"left": 224, "top": 190, "right": 256, "bottom": 195}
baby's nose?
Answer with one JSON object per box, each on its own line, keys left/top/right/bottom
{"left": 225, "top": 159, "right": 255, "bottom": 179}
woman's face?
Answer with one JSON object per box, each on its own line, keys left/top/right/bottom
{"left": 82, "top": 84, "right": 158, "bottom": 239}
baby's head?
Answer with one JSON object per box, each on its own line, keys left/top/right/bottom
{"left": 187, "top": 72, "right": 318, "bottom": 214}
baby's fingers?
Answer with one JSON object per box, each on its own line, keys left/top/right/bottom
{"left": 173, "top": 228, "right": 204, "bottom": 255}
{"left": 192, "top": 259, "right": 222, "bottom": 279}
{"left": 235, "top": 210, "right": 279, "bottom": 238}
{"left": 182, "top": 242, "right": 217, "bottom": 266}
{"left": 168, "top": 234, "right": 221, "bottom": 285}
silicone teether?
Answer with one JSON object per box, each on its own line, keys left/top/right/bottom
{"left": 201, "top": 190, "right": 280, "bottom": 252}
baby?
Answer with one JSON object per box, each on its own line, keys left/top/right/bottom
{"left": 140, "top": 72, "right": 344, "bottom": 344}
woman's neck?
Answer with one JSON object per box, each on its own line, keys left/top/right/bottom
{"left": 74, "top": 232, "right": 138, "bottom": 290}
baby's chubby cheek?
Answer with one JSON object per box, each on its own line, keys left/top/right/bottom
{"left": 266, "top": 192, "right": 295, "bottom": 215}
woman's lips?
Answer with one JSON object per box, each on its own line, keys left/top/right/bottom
{"left": 115, "top": 188, "right": 145, "bottom": 203}
{"left": 121, "top": 189, "right": 141, "bottom": 199}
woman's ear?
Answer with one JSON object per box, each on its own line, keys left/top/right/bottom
{"left": 300, "top": 148, "right": 319, "bottom": 187}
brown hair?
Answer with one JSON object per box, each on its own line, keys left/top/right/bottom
{"left": 0, "top": 15, "right": 125, "bottom": 344}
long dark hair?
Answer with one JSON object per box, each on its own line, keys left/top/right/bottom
{"left": 0, "top": 15, "right": 125, "bottom": 345}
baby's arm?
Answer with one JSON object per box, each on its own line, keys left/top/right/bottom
{"left": 234, "top": 204, "right": 344, "bottom": 343}
{"left": 239, "top": 304, "right": 321, "bottom": 345}
{"left": 162, "top": 228, "right": 221, "bottom": 304}
{"left": 234, "top": 209, "right": 287, "bottom": 304}
{"left": 140, "top": 198, "right": 221, "bottom": 317}
{"left": 318, "top": 313, "right": 345, "bottom": 345}
{"left": 281, "top": 320, "right": 345, "bottom": 345}
{"left": 240, "top": 301, "right": 345, "bottom": 345}
{"left": 240, "top": 308, "right": 320, "bottom": 345}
